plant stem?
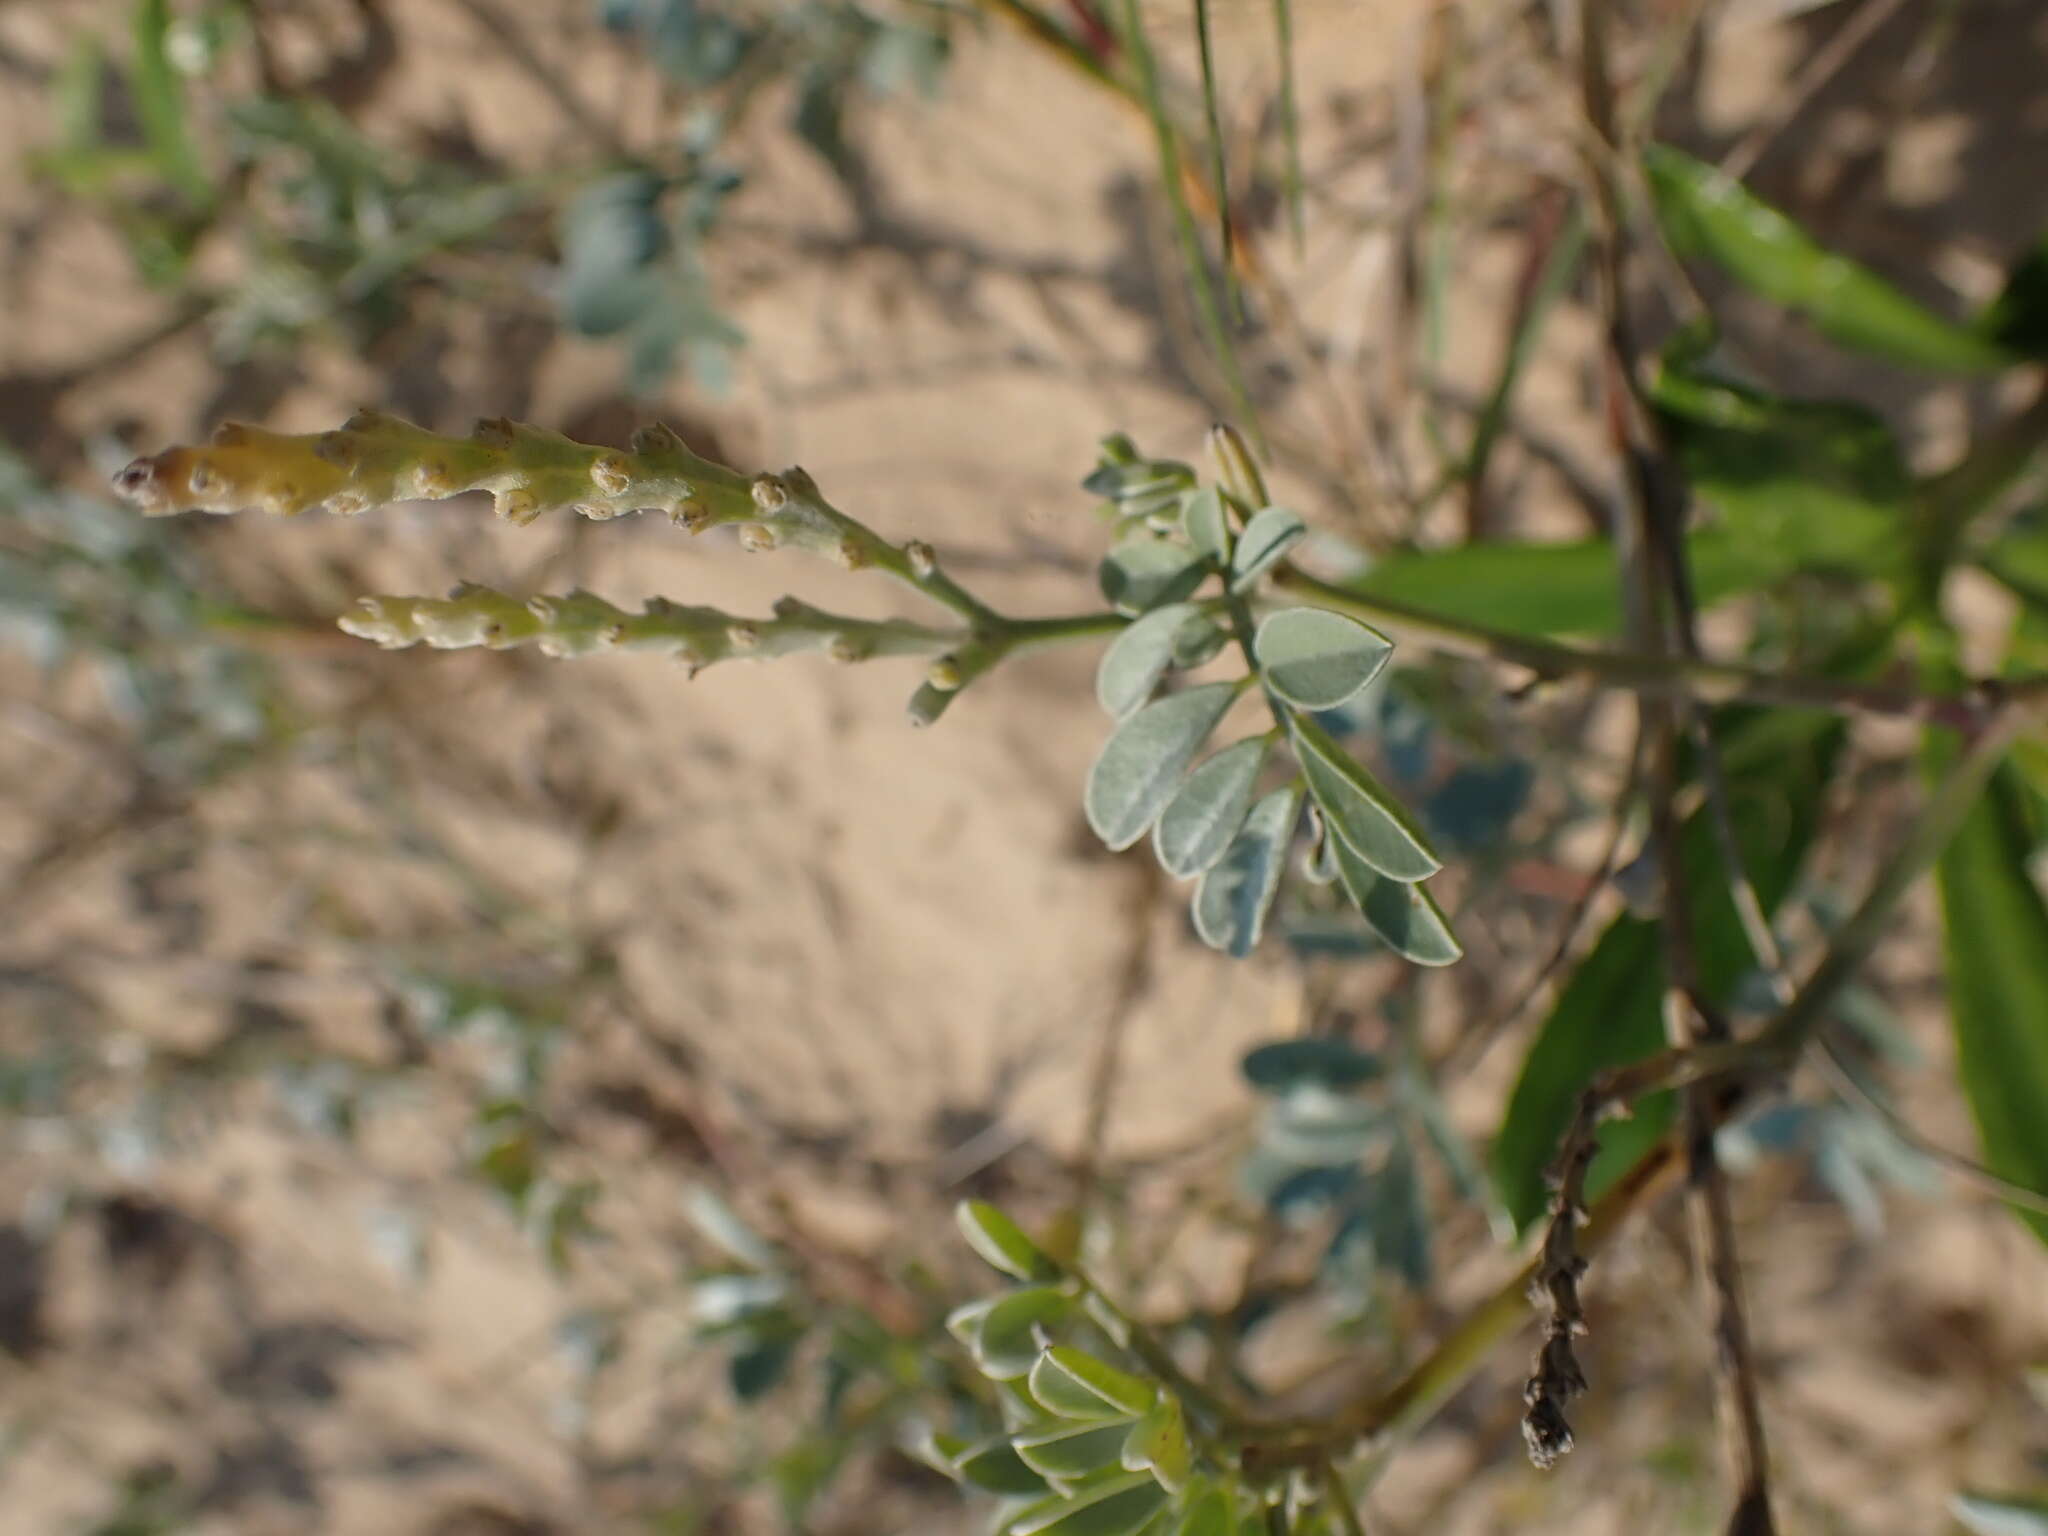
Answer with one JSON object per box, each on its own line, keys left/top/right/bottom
{"left": 1269, "top": 564, "right": 2039, "bottom": 729}
{"left": 1224, "top": 694, "right": 2042, "bottom": 1471}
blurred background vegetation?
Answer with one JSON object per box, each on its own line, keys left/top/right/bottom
{"left": 2, "top": 0, "right": 2046, "bottom": 1532}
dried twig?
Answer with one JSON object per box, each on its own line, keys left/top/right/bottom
{"left": 1576, "top": 0, "right": 1774, "bottom": 1522}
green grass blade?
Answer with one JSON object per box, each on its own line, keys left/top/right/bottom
{"left": 1191, "top": 0, "right": 1237, "bottom": 319}
{"left": 131, "top": 0, "right": 209, "bottom": 204}
{"left": 1463, "top": 203, "right": 1585, "bottom": 513}
{"left": 1272, "top": 0, "right": 1304, "bottom": 252}
{"left": 1118, "top": 0, "right": 1263, "bottom": 451}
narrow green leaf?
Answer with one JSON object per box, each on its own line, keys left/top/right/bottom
{"left": 1121, "top": 1393, "right": 1192, "bottom": 1493}
{"left": 1101, "top": 540, "right": 1208, "bottom": 617}
{"left": 1014, "top": 1474, "right": 1172, "bottom": 1536}
{"left": 1654, "top": 360, "right": 1906, "bottom": 576}
{"left": 131, "top": 0, "right": 209, "bottom": 203}
{"left": 1935, "top": 761, "right": 2048, "bottom": 1246}
{"left": 1242, "top": 1039, "right": 1382, "bottom": 1091}
{"left": 958, "top": 1200, "right": 1061, "bottom": 1281}
{"left": 1229, "top": 506, "right": 1307, "bottom": 591}
{"left": 1255, "top": 608, "right": 1394, "bottom": 710}
{"left": 1118, "top": 0, "right": 1263, "bottom": 450}
{"left": 1087, "top": 684, "right": 1241, "bottom": 851}
{"left": 1098, "top": 602, "right": 1203, "bottom": 718}
{"left": 1155, "top": 736, "right": 1270, "bottom": 877}
{"left": 1291, "top": 715, "right": 1442, "bottom": 882}
{"left": 974, "top": 1286, "right": 1076, "bottom": 1380}
{"left": 54, "top": 34, "right": 104, "bottom": 151}
{"left": 1030, "top": 1346, "right": 1157, "bottom": 1419}
{"left": 956, "top": 1435, "right": 1056, "bottom": 1496}
{"left": 1193, "top": 785, "right": 1300, "bottom": 956}
{"left": 1191, "top": 0, "right": 1234, "bottom": 318}
{"left": 1952, "top": 1492, "right": 2048, "bottom": 1536}
{"left": 1347, "top": 526, "right": 1783, "bottom": 640}
{"left": 1490, "top": 711, "right": 1841, "bottom": 1230}
{"left": 1644, "top": 143, "right": 2011, "bottom": 373}
{"left": 1015, "top": 1421, "right": 1139, "bottom": 1489}
{"left": 1272, "top": 0, "right": 1304, "bottom": 251}
{"left": 1329, "top": 840, "right": 1462, "bottom": 966}
{"left": 1183, "top": 487, "right": 1232, "bottom": 563}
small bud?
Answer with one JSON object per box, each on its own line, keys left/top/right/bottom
{"left": 413, "top": 459, "right": 457, "bottom": 497}
{"left": 674, "top": 645, "right": 703, "bottom": 673}
{"left": 344, "top": 408, "right": 398, "bottom": 434}
{"left": 210, "top": 422, "right": 250, "bottom": 448}
{"left": 750, "top": 474, "right": 790, "bottom": 513}
{"left": 590, "top": 453, "right": 632, "bottom": 496}
{"left": 906, "top": 682, "right": 953, "bottom": 727}
{"left": 493, "top": 488, "right": 541, "bottom": 526}
{"left": 835, "top": 536, "right": 871, "bottom": 571}
{"left": 600, "top": 623, "right": 626, "bottom": 648}
{"left": 738, "top": 523, "right": 779, "bottom": 553}
{"left": 1207, "top": 423, "right": 1268, "bottom": 509}
{"left": 826, "top": 634, "right": 866, "bottom": 664}
{"left": 927, "top": 655, "right": 964, "bottom": 691}
{"left": 725, "top": 621, "right": 761, "bottom": 652}
{"left": 313, "top": 432, "right": 358, "bottom": 469}
{"left": 905, "top": 540, "right": 937, "bottom": 579}
{"left": 527, "top": 597, "right": 558, "bottom": 622}
{"left": 472, "top": 417, "right": 517, "bottom": 450}
{"left": 669, "top": 497, "right": 711, "bottom": 532}
{"left": 631, "top": 422, "right": 683, "bottom": 456}
{"left": 186, "top": 464, "right": 220, "bottom": 496}
{"left": 323, "top": 491, "right": 373, "bottom": 517}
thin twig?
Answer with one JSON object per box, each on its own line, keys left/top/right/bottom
{"left": 1070, "top": 858, "right": 1161, "bottom": 1217}
{"left": 1718, "top": 0, "right": 1914, "bottom": 184}
{"left": 1226, "top": 695, "right": 2041, "bottom": 1474}
{"left": 1439, "top": 726, "right": 1645, "bottom": 1078}
{"left": 1268, "top": 565, "right": 2042, "bottom": 729}
{"left": 1578, "top": 0, "right": 1773, "bottom": 1519}
{"left": 445, "top": 0, "right": 633, "bottom": 160}
{"left": 1320, "top": 1455, "right": 1370, "bottom": 1536}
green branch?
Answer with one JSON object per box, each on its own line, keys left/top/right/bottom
{"left": 1269, "top": 564, "right": 2042, "bottom": 730}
